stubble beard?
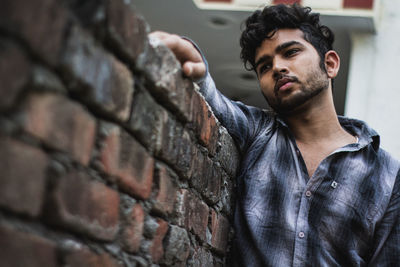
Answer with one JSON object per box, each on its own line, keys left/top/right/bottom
{"left": 264, "top": 68, "right": 330, "bottom": 116}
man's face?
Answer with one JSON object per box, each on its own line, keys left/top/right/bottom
{"left": 254, "top": 29, "right": 330, "bottom": 115}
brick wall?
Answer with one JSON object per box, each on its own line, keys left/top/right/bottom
{"left": 0, "top": 0, "right": 240, "bottom": 266}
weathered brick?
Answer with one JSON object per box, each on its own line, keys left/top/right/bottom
{"left": 190, "top": 146, "right": 207, "bottom": 183}
{"left": 152, "top": 165, "right": 177, "bottom": 216}
{"left": 156, "top": 113, "right": 183, "bottom": 167}
{"left": 0, "top": 224, "right": 58, "bottom": 267}
{"left": 20, "top": 93, "right": 96, "bottom": 166}
{"left": 47, "top": 170, "right": 120, "bottom": 241}
{"left": 176, "top": 130, "right": 195, "bottom": 179}
{"left": 30, "top": 65, "right": 67, "bottom": 93}
{"left": 0, "top": 38, "right": 31, "bottom": 110}
{"left": 149, "top": 219, "right": 169, "bottom": 263}
{"left": 210, "top": 210, "right": 230, "bottom": 254}
{"left": 106, "top": 0, "right": 149, "bottom": 62}
{"left": 190, "top": 153, "right": 221, "bottom": 205}
{"left": 63, "top": 0, "right": 106, "bottom": 29}
{"left": 161, "top": 225, "right": 190, "bottom": 266}
{"left": 221, "top": 171, "right": 236, "bottom": 217}
{"left": 176, "top": 190, "right": 209, "bottom": 241}
{"left": 0, "top": 137, "right": 48, "bottom": 217}
{"left": 129, "top": 87, "right": 167, "bottom": 152}
{"left": 100, "top": 123, "right": 154, "bottom": 199}
{"left": 63, "top": 243, "right": 123, "bottom": 267}
{"left": 206, "top": 163, "right": 222, "bottom": 205}
{"left": 190, "top": 246, "right": 213, "bottom": 267}
{"left": 216, "top": 126, "right": 240, "bottom": 177}
{"left": 137, "top": 37, "right": 194, "bottom": 122}
{"left": 61, "top": 25, "right": 134, "bottom": 121}
{"left": 190, "top": 90, "right": 219, "bottom": 155}
{"left": 0, "top": 0, "right": 69, "bottom": 66}
{"left": 121, "top": 203, "right": 144, "bottom": 253}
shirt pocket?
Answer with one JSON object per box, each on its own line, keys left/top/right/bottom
{"left": 319, "top": 183, "right": 379, "bottom": 251}
{"left": 333, "top": 182, "right": 380, "bottom": 225}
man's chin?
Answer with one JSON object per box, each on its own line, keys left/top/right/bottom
{"left": 272, "top": 95, "right": 314, "bottom": 116}
{"left": 269, "top": 85, "right": 327, "bottom": 116}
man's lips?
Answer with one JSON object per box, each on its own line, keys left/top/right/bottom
{"left": 275, "top": 77, "right": 296, "bottom": 93}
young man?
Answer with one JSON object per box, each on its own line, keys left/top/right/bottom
{"left": 151, "top": 4, "right": 400, "bottom": 266}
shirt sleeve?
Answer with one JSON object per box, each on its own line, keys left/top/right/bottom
{"left": 368, "top": 170, "right": 400, "bottom": 266}
{"left": 182, "top": 37, "right": 273, "bottom": 152}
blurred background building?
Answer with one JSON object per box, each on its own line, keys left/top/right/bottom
{"left": 135, "top": 0, "right": 400, "bottom": 159}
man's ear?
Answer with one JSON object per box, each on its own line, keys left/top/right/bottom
{"left": 324, "top": 50, "right": 340, "bottom": 79}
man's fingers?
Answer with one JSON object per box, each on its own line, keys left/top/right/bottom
{"left": 183, "top": 61, "right": 206, "bottom": 80}
{"left": 149, "top": 31, "right": 206, "bottom": 79}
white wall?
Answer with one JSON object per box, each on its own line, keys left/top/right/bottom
{"left": 345, "top": 0, "right": 400, "bottom": 159}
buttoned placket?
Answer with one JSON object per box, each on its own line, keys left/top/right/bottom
{"left": 289, "top": 140, "right": 311, "bottom": 266}
{"left": 290, "top": 137, "right": 364, "bottom": 266}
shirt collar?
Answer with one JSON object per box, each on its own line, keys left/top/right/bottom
{"left": 338, "top": 116, "right": 380, "bottom": 151}
{"left": 274, "top": 114, "right": 380, "bottom": 151}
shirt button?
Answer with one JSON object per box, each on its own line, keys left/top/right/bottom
{"left": 305, "top": 191, "right": 312, "bottom": 197}
{"left": 298, "top": 232, "right": 305, "bottom": 238}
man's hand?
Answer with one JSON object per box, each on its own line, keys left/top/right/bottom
{"left": 149, "top": 31, "right": 206, "bottom": 80}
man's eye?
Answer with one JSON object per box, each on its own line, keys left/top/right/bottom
{"left": 284, "top": 49, "right": 299, "bottom": 57}
{"left": 259, "top": 64, "right": 271, "bottom": 74}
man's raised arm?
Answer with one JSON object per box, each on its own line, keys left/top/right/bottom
{"left": 149, "top": 32, "right": 271, "bottom": 151}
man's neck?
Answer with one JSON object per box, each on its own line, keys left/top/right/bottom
{"left": 282, "top": 89, "right": 356, "bottom": 177}
{"left": 284, "top": 89, "right": 352, "bottom": 145}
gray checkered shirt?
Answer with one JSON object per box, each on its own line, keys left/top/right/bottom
{"left": 198, "top": 71, "right": 400, "bottom": 267}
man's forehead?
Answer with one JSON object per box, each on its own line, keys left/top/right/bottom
{"left": 263, "top": 29, "right": 307, "bottom": 47}
{"left": 255, "top": 29, "right": 309, "bottom": 59}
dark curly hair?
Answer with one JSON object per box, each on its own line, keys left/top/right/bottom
{"left": 240, "top": 4, "right": 334, "bottom": 72}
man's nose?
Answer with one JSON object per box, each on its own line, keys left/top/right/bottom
{"left": 272, "top": 58, "right": 289, "bottom": 79}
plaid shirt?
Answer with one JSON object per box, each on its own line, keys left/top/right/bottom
{"left": 198, "top": 72, "right": 400, "bottom": 266}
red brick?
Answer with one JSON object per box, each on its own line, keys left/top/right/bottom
{"left": 100, "top": 124, "right": 154, "bottom": 199}
{"left": 0, "top": 0, "right": 69, "bottom": 66}
{"left": 210, "top": 210, "right": 230, "bottom": 253}
{"left": 61, "top": 25, "right": 134, "bottom": 121}
{"left": 343, "top": 0, "right": 374, "bottom": 9}
{"left": 150, "top": 219, "right": 169, "bottom": 263}
{"left": 0, "top": 38, "right": 31, "bottom": 110}
{"left": 106, "top": 0, "right": 149, "bottom": 62}
{"left": 100, "top": 124, "right": 120, "bottom": 174}
{"left": 21, "top": 93, "right": 96, "bottom": 166}
{"left": 190, "top": 91, "right": 219, "bottom": 155}
{"left": 0, "top": 224, "right": 58, "bottom": 267}
{"left": 177, "top": 190, "right": 209, "bottom": 241}
{"left": 153, "top": 165, "right": 177, "bottom": 216}
{"left": 47, "top": 170, "right": 120, "bottom": 241}
{"left": 0, "top": 137, "right": 48, "bottom": 217}
{"left": 121, "top": 203, "right": 144, "bottom": 253}
{"left": 64, "top": 244, "right": 123, "bottom": 267}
